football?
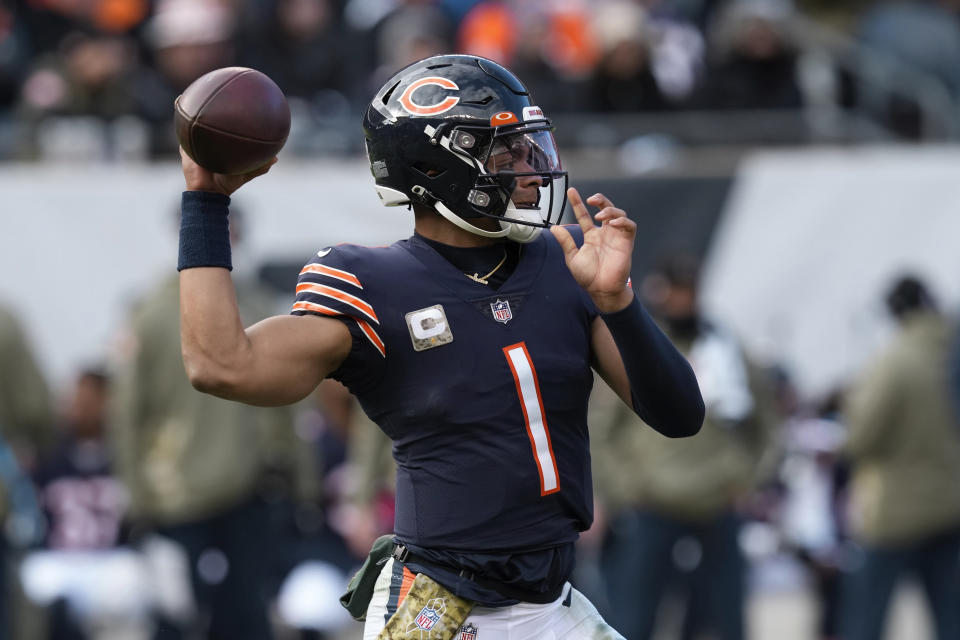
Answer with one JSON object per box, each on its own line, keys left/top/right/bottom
{"left": 175, "top": 67, "right": 290, "bottom": 175}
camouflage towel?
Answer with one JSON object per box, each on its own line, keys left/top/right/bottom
{"left": 378, "top": 573, "right": 474, "bottom": 640}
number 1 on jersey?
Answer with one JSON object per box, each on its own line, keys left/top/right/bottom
{"left": 503, "top": 343, "right": 560, "bottom": 496}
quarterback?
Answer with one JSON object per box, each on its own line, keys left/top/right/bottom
{"left": 176, "top": 55, "right": 704, "bottom": 639}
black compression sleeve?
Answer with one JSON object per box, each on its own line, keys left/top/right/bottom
{"left": 601, "top": 297, "right": 705, "bottom": 437}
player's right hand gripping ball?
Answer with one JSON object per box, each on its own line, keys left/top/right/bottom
{"left": 175, "top": 67, "right": 290, "bottom": 175}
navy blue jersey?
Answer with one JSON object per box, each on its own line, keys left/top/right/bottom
{"left": 292, "top": 227, "right": 599, "bottom": 602}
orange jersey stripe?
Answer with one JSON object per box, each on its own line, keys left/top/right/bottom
{"left": 292, "top": 302, "right": 385, "bottom": 358}
{"left": 291, "top": 301, "right": 340, "bottom": 316}
{"left": 397, "top": 566, "right": 417, "bottom": 608}
{"left": 355, "top": 318, "right": 386, "bottom": 358}
{"left": 295, "top": 283, "right": 378, "bottom": 324}
{"left": 299, "top": 263, "right": 363, "bottom": 289}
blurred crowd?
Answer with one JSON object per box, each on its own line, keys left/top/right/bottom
{"left": 578, "top": 263, "right": 960, "bottom": 640}
{"left": 0, "top": 206, "right": 384, "bottom": 639}
{"left": 2, "top": 238, "right": 960, "bottom": 639}
{"left": 5, "top": 0, "right": 960, "bottom": 162}
{"left": 3, "top": 1, "right": 960, "bottom": 639}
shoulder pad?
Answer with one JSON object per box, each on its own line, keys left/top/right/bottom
{"left": 290, "top": 244, "right": 386, "bottom": 358}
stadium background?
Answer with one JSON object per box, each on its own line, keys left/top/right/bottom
{"left": 1, "top": 0, "right": 959, "bottom": 638}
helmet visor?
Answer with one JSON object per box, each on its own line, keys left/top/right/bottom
{"left": 484, "top": 130, "right": 562, "bottom": 176}
{"left": 478, "top": 129, "right": 567, "bottom": 227}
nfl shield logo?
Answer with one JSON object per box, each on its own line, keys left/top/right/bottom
{"left": 491, "top": 299, "right": 512, "bottom": 324}
{"left": 460, "top": 623, "right": 478, "bottom": 640}
{"left": 415, "top": 606, "right": 441, "bottom": 631}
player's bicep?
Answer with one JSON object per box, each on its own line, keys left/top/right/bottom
{"left": 229, "top": 314, "right": 352, "bottom": 407}
{"left": 590, "top": 316, "right": 632, "bottom": 408}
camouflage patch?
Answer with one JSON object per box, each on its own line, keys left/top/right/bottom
{"left": 378, "top": 573, "right": 473, "bottom": 640}
{"left": 405, "top": 305, "right": 453, "bottom": 352}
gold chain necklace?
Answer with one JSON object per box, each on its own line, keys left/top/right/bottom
{"left": 465, "top": 249, "right": 508, "bottom": 284}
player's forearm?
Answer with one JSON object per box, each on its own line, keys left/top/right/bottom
{"left": 602, "top": 298, "right": 705, "bottom": 437}
{"left": 179, "top": 267, "right": 255, "bottom": 397}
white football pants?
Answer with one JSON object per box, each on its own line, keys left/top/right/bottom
{"left": 362, "top": 557, "right": 626, "bottom": 640}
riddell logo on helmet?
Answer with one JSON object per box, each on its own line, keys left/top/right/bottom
{"left": 398, "top": 77, "right": 460, "bottom": 116}
{"left": 522, "top": 106, "right": 545, "bottom": 121}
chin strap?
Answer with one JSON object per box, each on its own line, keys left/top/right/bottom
{"left": 434, "top": 201, "right": 510, "bottom": 239}
{"left": 501, "top": 206, "right": 543, "bottom": 243}
{"left": 433, "top": 202, "right": 544, "bottom": 243}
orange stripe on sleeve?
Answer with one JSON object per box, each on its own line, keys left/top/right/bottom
{"left": 299, "top": 263, "right": 363, "bottom": 288}
{"left": 292, "top": 302, "right": 385, "bottom": 358}
{"left": 295, "top": 283, "right": 379, "bottom": 324}
{"left": 355, "top": 319, "right": 386, "bottom": 357}
{"left": 291, "top": 301, "right": 340, "bottom": 316}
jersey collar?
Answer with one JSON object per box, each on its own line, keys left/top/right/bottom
{"left": 403, "top": 233, "right": 547, "bottom": 298}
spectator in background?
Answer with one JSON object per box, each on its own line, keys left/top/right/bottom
{"left": 26, "top": 367, "right": 133, "bottom": 640}
{"left": 271, "top": 379, "right": 360, "bottom": 637}
{"left": 11, "top": 0, "right": 151, "bottom": 160}
{"left": 236, "top": 0, "right": 368, "bottom": 155}
{"left": 777, "top": 386, "right": 849, "bottom": 640}
{"left": 0, "top": 2, "right": 31, "bottom": 117}
{"left": 457, "top": 1, "right": 516, "bottom": 65}
{"left": 658, "top": 0, "right": 726, "bottom": 30}
{"left": 367, "top": 0, "right": 454, "bottom": 96}
{"left": 438, "top": 0, "right": 484, "bottom": 24}
{"left": 140, "top": 0, "right": 236, "bottom": 93}
{"left": 857, "top": 0, "right": 960, "bottom": 97}
{"left": 590, "top": 253, "right": 776, "bottom": 640}
{"left": 460, "top": 1, "right": 584, "bottom": 112}
{"left": 133, "top": 0, "right": 238, "bottom": 157}
{"left": 238, "top": 0, "right": 364, "bottom": 106}
{"left": 0, "top": 302, "right": 54, "bottom": 638}
{"left": 18, "top": 30, "right": 139, "bottom": 120}
{"left": 586, "top": 0, "right": 705, "bottom": 111}
{"left": 586, "top": 2, "right": 669, "bottom": 112}
{"left": 109, "top": 207, "right": 310, "bottom": 640}
{"left": 457, "top": 0, "right": 607, "bottom": 112}
{"left": 853, "top": 0, "right": 960, "bottom": 139}
{"left": 951, "top": 320, "right": 960, "bottom": 423}
{"left": 35, "top": 368, "right": 126, "bottom": 552}
{"left": 638, "top": 0, "right": 707, "bottom": 105}
{"left": 334, "top": 389, "right": 396, "bottom": 562}
{"left": 523, "top": 1, "right": 598, "bottom": 79}
{"left": 840, "top": 275, "right": 960, "bottom": 640}
{"left": 696, "top": 0, "right": 804, "bottom": 109}
{"left": 14, "top": 0, "right": 148, "bottom": 58}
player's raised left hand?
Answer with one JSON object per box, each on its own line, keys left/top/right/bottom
{"left": 550, "top": 187, "right": 636, "bottom": 313}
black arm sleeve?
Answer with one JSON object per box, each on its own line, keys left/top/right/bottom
{"left": 601, "top": 297, "right": 705, "bottom": 437}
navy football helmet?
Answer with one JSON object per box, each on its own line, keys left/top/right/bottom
{"left": 363, "top": 54, "right": 568, "bottom": 243}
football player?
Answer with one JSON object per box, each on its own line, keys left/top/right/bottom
{"left": 176, "top": 54, "right": 704, "bottom": 639}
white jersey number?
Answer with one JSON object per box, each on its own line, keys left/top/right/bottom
{"left": 503, "top": 343, "right": 560, "bottom": 495}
